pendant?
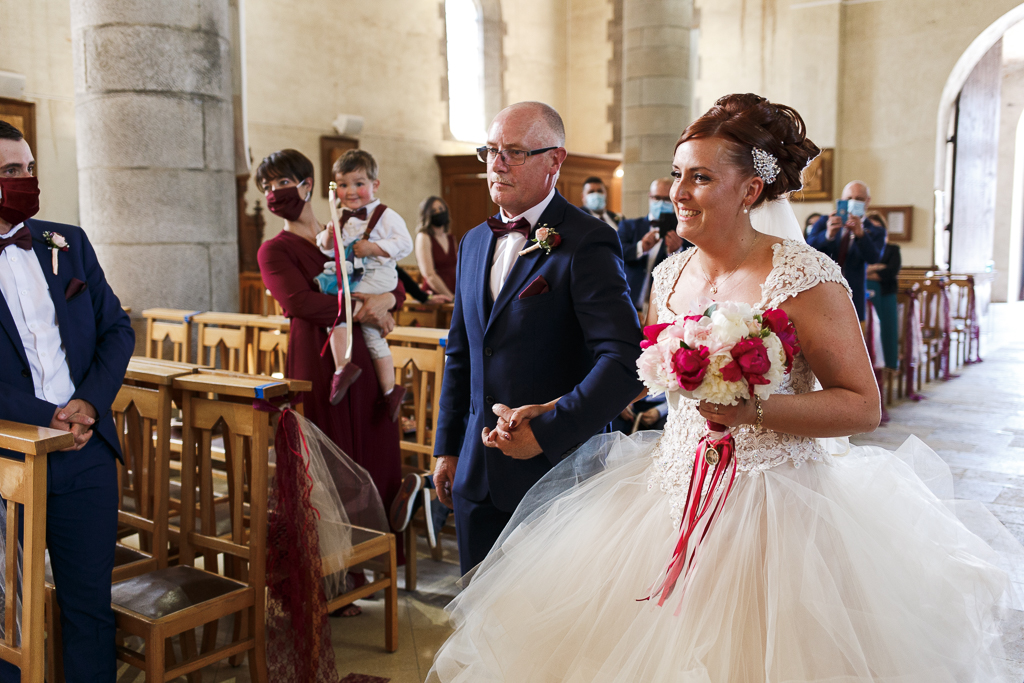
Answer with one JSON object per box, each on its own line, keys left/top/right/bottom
{"left": 704, "top": 444, "right": 720, "bottom": 466}
{"left": 710, "top": 284, "right": 717, "bottom": 294}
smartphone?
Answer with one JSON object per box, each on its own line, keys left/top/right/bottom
{"left": 835, "top": 199, "right": 849, "bottom": 225}
{"left": 655, "top": 211, "right": 678, "bottom": 239}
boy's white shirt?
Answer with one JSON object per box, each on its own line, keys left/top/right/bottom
{"left": 318, "top": 198, "right": 413, "bottom": 270}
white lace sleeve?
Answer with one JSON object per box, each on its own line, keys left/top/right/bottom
{"left": 651, "top": 249, "right": 695, "bottom": 322}
{"left": 758, "top": 240, "right": 852, "bottom": 310}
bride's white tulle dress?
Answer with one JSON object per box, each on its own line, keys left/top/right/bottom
{"left": 426, "top": 241, "right": 1023, "bottom": 683}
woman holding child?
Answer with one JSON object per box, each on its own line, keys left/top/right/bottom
{"left": 256, "top": 149, "right": 406, "bottom": 572}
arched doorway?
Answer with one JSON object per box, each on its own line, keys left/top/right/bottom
{"left": 934, "top": 4, "right": 1024, "bottom": 303}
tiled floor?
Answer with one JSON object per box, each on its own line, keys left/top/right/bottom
{"left": 121, "top": 303, "right": 1024, "bottom": 682}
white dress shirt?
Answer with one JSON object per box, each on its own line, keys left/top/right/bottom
{"left": 490, "top": 188, "right": 556, "bottom": 301}
{"left": 0, "top": 223, "right": 75, "bottom": 405}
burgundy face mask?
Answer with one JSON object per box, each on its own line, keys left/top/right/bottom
{"left": 0, "top": 176, "right": 40, "bottom": 226}
{"left": 265, "top": 182, "right": 308, "bottom": 222}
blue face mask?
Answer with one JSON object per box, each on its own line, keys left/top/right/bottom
{"left": 583, "top": 192, "right": 606, "bottom": 212}
{"left": 649, "top": 199, "right": 673, "bottom": 218}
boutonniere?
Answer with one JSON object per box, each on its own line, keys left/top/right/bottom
{"left": 42, "top": 231, "right": 69, "bottom": 275}
{"left": 518, "top": 224, "right": 561, "bottom": 256}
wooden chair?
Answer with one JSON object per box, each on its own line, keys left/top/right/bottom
{"left": 392, "top": 344, "right": 446, "bottom": 473}
{"left": 142, "top": 308, "right": 201, "bottom": 362}
{"left": 321, "top": 527, "right": 398, "bottom": 652}
{"left": 194, "top": 313, "right": 250, "bottom": 372}
{"left": 241, "top": 316, "right": 289, "bottom": 377}
{"left": 947, "top": 275, "right": 979, "bottom": 369}
{"left": 108, "top": 374, "right": 285, "bottom": 683}
{"left": 396, "top": 308, "right": 438, "bottom": 328}
{"left": 916, "top": 278, "right": 950, "bottom": 385}
{"left": 0, "top": 421, "right": 74, "bottom": 683}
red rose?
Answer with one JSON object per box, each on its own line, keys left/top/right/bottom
{"left": 641, "top": 322, "right": 673, "bottom": 350}
{"left": 672, "top": 346, "right": 710, "bottom": 391}
{"left": 761, "top": 308, "right": 800, "bottom": 372}
{"left": 548, "top": 233, "right": 562, "bottom": 249}
{"left": 721, "top": 338, "right": 772, "bottom": 395}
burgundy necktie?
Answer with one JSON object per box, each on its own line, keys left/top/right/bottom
{"left": 837, "top": 229, "right": 854, "bottom": 268}
{"left": 341, "top": 207, "right": 368, "bottom": 224}
{"left": 0, "top": 229, "right": 32, "bottom": 252}
{"left": 487, "top": 216, "right": 530, "bottom": 238}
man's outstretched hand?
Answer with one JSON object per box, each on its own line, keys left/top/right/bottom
{"left": 50, "top": 399, "right": 97, "bottom": 451}
{"left": 481, "top": 402, "right": 555, "bottom": 460}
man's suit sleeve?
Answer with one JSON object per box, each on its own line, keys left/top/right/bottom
{"left": 530, "top": 226, "right": 644, "bottom": 463}
{"left": 433, "top": 237, "right": 472, "bottom": 457}
{"left": 855, "top": 221, "right": 886, "bottom": 264}
{"left": 805, "top": 217, "right": 836, "bottom": 257}
{"left": 617, "top": 218, "right": 646, "bottom": 265}
{"left": 70, "top": 232, "right": 135, "bottom": 417}
{"left": 0, "top": 381, "right": 60, "bottom": 429}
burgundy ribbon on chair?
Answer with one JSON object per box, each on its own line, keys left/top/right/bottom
{"left": 641, "top": 419, "right": 738, "bottom": 615}
{"left": 940, "top": 283, "right": 953, "bottom": 381}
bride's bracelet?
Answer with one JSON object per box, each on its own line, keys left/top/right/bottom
{"left": 753, "top": 396, "right": 764, "bottom": 429}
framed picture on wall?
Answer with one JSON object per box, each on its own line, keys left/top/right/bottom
{"left": 870, "top": 205, "right": 913, "bottom": 242}
{"left": 791, "top": 148, "right": 833, "bottom": 202}
{"left": 319, "top": 135, "right": 359, "bottom": 197}
{"left": 0, "top": 97, "right": 36, "bottom": 161}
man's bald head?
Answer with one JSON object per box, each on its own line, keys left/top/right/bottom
{"left": 842, "top": 181, "right": 871, "bottom": 205}
{"left": 650, "top": 177, "right": 673, "bottom": 198}
{"left": 490, "top": 101, "right": 565, "bottom": 149}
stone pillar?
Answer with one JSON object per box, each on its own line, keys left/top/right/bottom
{"left": 71, "top": 1, "right": 239, "bottom": 315}
{"left": 621, "top": 0, "right": 693, "bottom": 217}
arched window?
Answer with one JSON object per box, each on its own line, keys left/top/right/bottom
{"left": 446, "top": 0, "right": 488, "bottom": 142}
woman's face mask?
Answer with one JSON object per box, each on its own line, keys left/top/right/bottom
{"left": 430, "top": 210, "right": 449, "bottom": 227}
{"left": 265, "top": 179, "right": 310, "bottom": 221}
{"left": 649, "top": 199, "right": 673, "bottom": 218}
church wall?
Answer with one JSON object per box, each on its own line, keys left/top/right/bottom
{"left": 993, "top": 54, "right": 1024, "bottom": 302}
{"left": 0, "top": 0, "right": 79, "bottom": 227}
{"left": 565, "top": 0, "right": 616, "bottom": 155}
{"left": 695, "top": 0, "right": 1023, "bottom": 267}
{"left": 244, "top": 0, "right": 476, "bottom": 260}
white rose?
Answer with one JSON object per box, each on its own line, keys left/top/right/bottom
{"left": 710, "top": 302, "right": 754, "bottom": 347}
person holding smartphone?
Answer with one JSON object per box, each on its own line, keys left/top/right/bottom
{"left": 616, "top": 177, "right": 692, "bottom": 310}
{"left": 806, "top": 180, "right": 886, "bottom": 322}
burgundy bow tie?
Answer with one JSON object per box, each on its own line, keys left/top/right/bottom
{"left": 341, "top": 207, "right": 368, "bottom": 223}
{"left": 0, "top": 229, "right": 32, "bottom": 252}
{"left": 487, "top": 216, "right": 530, "bottom": 238}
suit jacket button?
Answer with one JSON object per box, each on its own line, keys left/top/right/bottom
{"left": 485, "top": 395, "right": 494, "bottom": 405}
{"left": 484, "top": 347, "right": 492, "bottom": 357}
{"left": 21, "top": 369, "right": 30, "bottom": 378}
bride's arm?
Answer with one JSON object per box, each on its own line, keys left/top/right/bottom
{"left": 759, "top": 281, "right": 880, "bottom": 437}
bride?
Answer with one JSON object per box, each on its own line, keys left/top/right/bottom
{"left": 426, "top": 94, "right": 1021, "bottom": 682}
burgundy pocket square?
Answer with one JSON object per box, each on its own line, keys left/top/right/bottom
{"left": 65, "top": 278, "right": 87, "bottom": 301}
{"left": 518, "top": 275, "right": 550, "bottom": 299}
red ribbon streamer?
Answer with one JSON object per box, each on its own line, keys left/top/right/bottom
{"left": 641, "top": 419, "right": 738, "bottom": 615}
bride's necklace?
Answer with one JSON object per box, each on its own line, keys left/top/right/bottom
{"left": 697, "top": 233, "right": 760, "bottom": 295}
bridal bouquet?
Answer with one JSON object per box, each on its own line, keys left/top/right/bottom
{"left": 637, "top": 302, "right": 801, "bottom": 612}
{"left": 636, "top": 301, "right": 799, "bottom": 406}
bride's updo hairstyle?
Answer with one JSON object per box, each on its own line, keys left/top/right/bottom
{"left": 676, "top": 93, "right": 820, "bottom": 208}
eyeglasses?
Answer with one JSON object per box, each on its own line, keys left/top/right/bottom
{"left": 476, "top": 146, "right": 559, "bottom": 166}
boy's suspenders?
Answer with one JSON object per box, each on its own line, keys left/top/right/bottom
{"left": 362, "top": 204, "right": 387, "bottom": 239}
{"left": 322, "top": 203, "right": 391, "bottom": 356}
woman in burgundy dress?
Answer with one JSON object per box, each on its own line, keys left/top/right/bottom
{"left": 255, "top": 149, "right": 406, "bottom": 574}
{"left": 414, "top": 196, "right": 457, "bottom": 298}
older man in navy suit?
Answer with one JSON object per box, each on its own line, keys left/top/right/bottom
{"left": 432, "top": 102, "right": 643, "bottom": 574}
{"left": 0, "top": 121, "right": 134, "bottom": 682}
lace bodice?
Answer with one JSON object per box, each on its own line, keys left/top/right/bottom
{"left": 647, "top": 240, "right": 853, "bottom": 524}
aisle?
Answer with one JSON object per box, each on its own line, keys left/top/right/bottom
{"left": 851, "top": 303, "right": 1024, "bottom": 680}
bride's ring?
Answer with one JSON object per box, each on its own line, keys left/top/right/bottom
{"left": 712, "top": 405, "right": 719, "bottom": 414}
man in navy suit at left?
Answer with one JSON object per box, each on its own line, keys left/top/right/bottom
{"left": 0, "top": 121, "right": 134, "bottom": 682}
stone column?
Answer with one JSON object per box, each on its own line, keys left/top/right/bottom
{"left": 71, "top": 1, "right": 239, "bottom": 315}
{"left": 621, "top": 0, "right": 693, "bottom": 217}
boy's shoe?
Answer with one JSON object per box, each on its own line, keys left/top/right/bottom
{"left": 329, "top": 364, "right": 363, "bottom": 405}
{"left": 390, "top": 473, "right": 424, "bottom": 533}
{"left": 386, "top": 385, "right": 407, "bottom": 422}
